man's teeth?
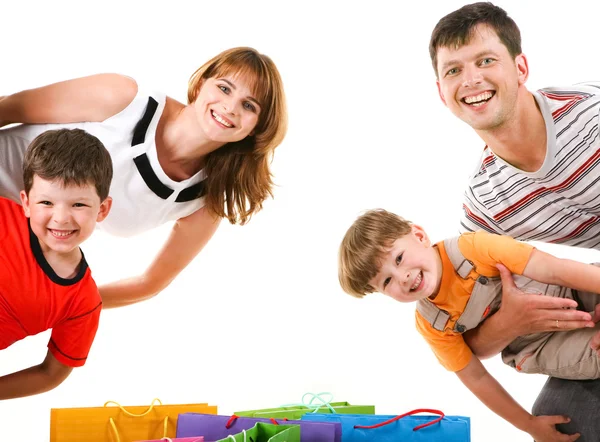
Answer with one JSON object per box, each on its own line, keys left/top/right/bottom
{"left": 464, "top": 91, "right": 493, "bottom": 105}
{"left": 411, "top": 272, "right": 422, "bottom": 291}
{"left": 212, "top": 111, "right": 232, "bottom": 127}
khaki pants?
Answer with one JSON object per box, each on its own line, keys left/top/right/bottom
{"left": 502, "top": 275, "right": 600, "bottom": 380}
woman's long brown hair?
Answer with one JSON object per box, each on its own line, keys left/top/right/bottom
{"left": 188, "top": 47, "right": 288, "bottom": 225}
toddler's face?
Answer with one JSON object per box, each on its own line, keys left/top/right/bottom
{"left": 369, "top": 226, "right": 443, "bottom": 303}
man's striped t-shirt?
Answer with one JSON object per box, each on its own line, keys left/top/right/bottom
{"left": 460, "top": 83, "right": 600, "bottom": 249}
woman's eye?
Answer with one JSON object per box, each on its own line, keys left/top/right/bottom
{"left": 243, "top": 102, "right": 256, "bottom": 112}
{"left": 39, "top": 201, "right": 52, "bottom": 206}
{"left": 395, "top": 253, "right": 403, "bottom": 265}
{"left": 73, "top": 203, "right": 86, "bottom": 208}
{"left": 219, "top": 85, "right": 230, "bottom": 93}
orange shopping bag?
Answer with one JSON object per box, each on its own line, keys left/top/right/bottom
{"left": 50, "top": 398, "right": 217, "bottom": 442}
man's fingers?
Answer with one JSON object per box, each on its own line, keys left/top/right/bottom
{"left": 521, "top": 293, "right": 579, "bottom": 309}
{"left": 551, "top": 319, "right": 595, "bottom": 331}
{"left": 496, "top": 263, "right": 518, "bottom": 290}
{"left": 590, "top": 330, "right": 600, "bottom": 351}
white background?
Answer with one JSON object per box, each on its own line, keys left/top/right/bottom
{"left": 1, "top": 1, "right": 600, "bottom": 441}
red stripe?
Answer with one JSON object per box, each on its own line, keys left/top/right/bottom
{"left": 494, "top": 149, "right": 600, "bottom": 221}
{"left": 463, "top": 204, "right": 491, "bottom": 228}
{"left": 540, "top": 91, "right": 584, "bottom": 101}
{"left": 552, "top": 98, "right": 581, "bottom": 120}
{"left": 550, "top": 216, "right": 598, "bottom": 243}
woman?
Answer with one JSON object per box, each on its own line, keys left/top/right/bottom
{"left": 0, "top": 47, "right": 287, "bottom": 308}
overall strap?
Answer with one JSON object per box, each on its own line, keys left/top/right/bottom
{"left": 416, "top": 236, "right": 471, "bottom": 332}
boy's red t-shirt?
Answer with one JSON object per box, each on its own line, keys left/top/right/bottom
{"left": 0, "top": 198, "right": 101, "bottom": 367}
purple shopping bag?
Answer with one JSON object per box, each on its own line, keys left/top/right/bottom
{"left": 135, "top": 438, "right": 204, "bottom": 442}
{"left": 176, "top": 413, "right": 339, "bottom": 442}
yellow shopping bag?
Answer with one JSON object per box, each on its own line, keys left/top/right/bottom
{"left": 50, "top": 398, "right": 217, "bottom": 442}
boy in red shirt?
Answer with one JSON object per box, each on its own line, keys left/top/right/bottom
{"left": 0, "top": 128, "right": 112, "bottom": 399}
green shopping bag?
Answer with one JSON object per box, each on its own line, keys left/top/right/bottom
{"left": 234, "top": 393, "right": 375, "bottom": 420}
{"left": 216, "top": 422, "right": 300, "bottom": 442}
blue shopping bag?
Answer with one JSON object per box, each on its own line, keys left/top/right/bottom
{"left": 302, "top": 408, "right": 470, "bottom": 442}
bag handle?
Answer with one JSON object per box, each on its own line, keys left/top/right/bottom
{"left": 353, "top": 408, "right": 445, "bottom": 431}
{"left": 227, "top": 429, "right": 247, "bottom": 442}
{"left": 225, "top": 415, "right": 289, "bottom": 429}
{"left": 103, "top": 398, "right": 169, "bottom": 442}
{"left": 278, "top": 392, "right": 337, "bottom": 413}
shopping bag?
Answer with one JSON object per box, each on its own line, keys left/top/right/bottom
{"left": 136, "top": 438, "right": 204, "bottom": 442}
{"left": 234, "top": 393, "right": 374, "bottom": 420}
{"left": 302, "top": 409, "right": 470, "bottom": 442}
{"left": 49, "top": 398, "right": 218, "bottom": 442}
{"left": 216, "top": 422, "right": 300, "bottom": 442}
{"left": 176, "top": 412, "right": 339, "bottom": 442}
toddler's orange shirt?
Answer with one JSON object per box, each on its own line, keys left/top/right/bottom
{"left": 415, "top": 231, "right": 534, "bottom": 372}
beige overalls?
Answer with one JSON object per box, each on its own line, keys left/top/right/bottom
{"left": 417, "top": 237, "right": 600, "bottom": 380}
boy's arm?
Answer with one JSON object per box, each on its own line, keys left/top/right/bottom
{"left": 524, "top": 248, "right": 600, "bottom": 293}
{"left": 456, "top": 356, "right": 579, "bottom": 441}
{"left": 464, "top": 265, "right": 593, "bottom": 358}
{"left": 0, "top": 350, "right": 72, "bottom": 400}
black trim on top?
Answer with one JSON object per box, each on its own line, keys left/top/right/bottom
{"left": 133, "top": 154, "right": 174, "bottom": 199}
{"left": 28, "top": 221, "right": 88, "bottom": 286}
{"left": 132, "top": 97, "right": 159, "bottom": 146}
{"left": 131, "top": 96, "right": 205, "bottom": 203}
{"left": 175, "top": 180, "right": 207, "bottom": 202}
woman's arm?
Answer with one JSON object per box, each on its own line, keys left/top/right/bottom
{"left": 0, "top": 74, "right": 137, "bottom": 126}
{"left": 0, "top": 350, "right": 72, "bottom": 400}
{"left": 456, "top": 356, "right": 579, "bottom": 441}
{"left": 100, "top": 207, "right": 221, "bottom": 308}
{"left": 464, "top": 264, "right": 592, "bottom": 358}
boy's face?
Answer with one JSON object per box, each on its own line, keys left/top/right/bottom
{"left": 20, "top": 176, "right": 112, "bottom": 257}
{"left": 369, "top": 225, "right": 442, "bottom": 303}
{"left": 435, "top": 24, "right": 528, "bottom": 132}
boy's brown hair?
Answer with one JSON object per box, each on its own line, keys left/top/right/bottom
{"left": 429, "top": 2, "right": 522, "bottom": 77}
{"left": 23, "top": 128, "right": 113, "bottom": 200}
{"left": 338, "top": 209, "right": 412, "bottom": 298}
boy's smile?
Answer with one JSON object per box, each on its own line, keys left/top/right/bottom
{"left": 20, "top": 176, "right": 111, "bottom": 261}
{"left": 369, "top": 225, "right": 443, "bottom": 303}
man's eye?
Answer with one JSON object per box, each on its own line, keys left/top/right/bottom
{"left": 395, "top": 253, "right": 403, "bottom": 264}
{"left": 446, "top": 68, "right": 459, "bottom": 76}
{"left": 73, "top": 203, "right": 87, "bottom": 208}
{"left": 39, "top": 201, "right": 52, "bottom": 206}
{"left": 383, "top": 277, "right": 391, "bottom": 288}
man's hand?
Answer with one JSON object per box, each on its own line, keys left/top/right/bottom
{"left": 526, "top": 415, "right": 580, "bottom": 442}
{"left": 496, "top": 264, "right": 594, "bottom": 336}
{"left": 464, "top": 264, "right": 594, "bottom": 358}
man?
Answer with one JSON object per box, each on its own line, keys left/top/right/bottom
{"left": 430, "top": 2, "right": 600, "bottom": 439}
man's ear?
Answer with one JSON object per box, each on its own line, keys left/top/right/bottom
{"left": 437, "top": 80, "right": 447, "bottom": 106}
{"left": 96, "top": 196, "right": 113, "bottom": 222}
{"left": 20, "top": 190, "right": 31, "bottom": 218}
{"left": 515, "top": 53, "right": 529, "bottom": 86}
